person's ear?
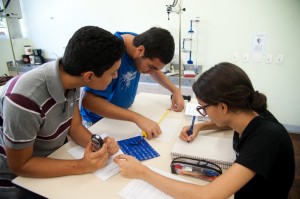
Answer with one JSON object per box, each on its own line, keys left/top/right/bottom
{"left": 219, "top": 102, "right": 228, "bottom": 114}
{"left": 82, "top": 71, "right": 93, "bottom": 82}
{"left": 136, "top": 45, "right": 145, "bottom": 57}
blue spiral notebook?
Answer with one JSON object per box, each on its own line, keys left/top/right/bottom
{"left": 118, "top": 136, "right": 160, "bottom": 161}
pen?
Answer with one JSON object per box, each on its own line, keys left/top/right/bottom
{"left": 188, "top": 116, "right": 196, "bottom": 142}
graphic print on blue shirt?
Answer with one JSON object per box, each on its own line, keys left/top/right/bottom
{"left": 121, "top": 71, "right": 137, "bottom": 91}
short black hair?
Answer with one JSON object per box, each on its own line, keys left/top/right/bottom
{"left": 62, "top": 26, "right": 124, "bottom": 77}
{"left": 133, "top": 27, "right": 175, "bottom": 64}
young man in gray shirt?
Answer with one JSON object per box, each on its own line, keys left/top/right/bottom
{"left": 0, "top": 26, "right": 123, "bottom": 198}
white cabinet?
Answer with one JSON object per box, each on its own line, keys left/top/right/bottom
{"left": 137, "top": 82, "right": 160, "bottom": 94}
{"left": 159, "top": 85, "right": 194, "bottom": 96}
{"left": 137, "top": 82, "right": 193, "bottom": 97}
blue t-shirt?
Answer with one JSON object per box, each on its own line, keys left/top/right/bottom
{"left": 80, "top": 32, "right": 140, "bottom": 123}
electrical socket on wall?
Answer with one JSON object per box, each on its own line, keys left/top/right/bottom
{"left": 266, "top": 54, "right": 272, "bottom": 64}
{"left": 276, "top": 54, "right": 284, "bottom": 64}
{"left": 242, "top": 53, "right": 249, "bottom": 63}
{"left": 232, "top": 52, "right": 239, "bottom": 62}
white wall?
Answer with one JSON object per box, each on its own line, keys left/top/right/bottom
{"left": 4, "top": 0, "right": 300, "bottom": 127}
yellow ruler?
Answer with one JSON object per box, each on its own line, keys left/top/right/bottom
{"left": 157, "top": 109, "right": 171, "bottom": 124}
{"left": 142, "top": 109, "right": 171, "bottom": 138}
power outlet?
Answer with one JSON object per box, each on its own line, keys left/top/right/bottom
{"left": 232, "top": 52, "right": 239, "bottom": 62}
{"left": 276, "top": 54, "right": 284, "bottom": 64}
{"left": 242, "top": 53, "right": 249, "bottom": 63}
{"left": 266, "top": 54, "right": 272, "bottom": 64}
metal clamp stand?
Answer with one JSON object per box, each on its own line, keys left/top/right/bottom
{"left": 167, "top": 0, "right": 191, "bottom": 101}
{"left": 1, "top": 1, "right": 19, "bottom": 75}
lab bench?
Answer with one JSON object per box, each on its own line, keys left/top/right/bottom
{"left": 7, "top": 64, "right": 41, "bottom": 76}
{"left": 7, "top": 59, "right": 55, "bottom": 76}
{"left": 138, "top": 74, "right": 198, "bottom": 96}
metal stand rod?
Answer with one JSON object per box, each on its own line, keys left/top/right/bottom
{"left": 2, "top": 0, "right": 19, "bottom": 75}
{"left": 6, "top": 18, "right": 19, "bottom": 75}
{"left": 178, "top": 0, "right": 182, "bottom": 90}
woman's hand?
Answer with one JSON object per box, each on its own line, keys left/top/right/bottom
{"left": 114, "top": 154, "right": 148, "bottom": 179}
{"left": 179, "top": 124, "right": 200, "bottom": 142}
{"left": 180, "top": 121, "right": 220, "bottom": 142}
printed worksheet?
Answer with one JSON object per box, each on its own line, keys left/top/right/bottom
{"left": 119, "top": 166, "right": 191, "bottom": 199}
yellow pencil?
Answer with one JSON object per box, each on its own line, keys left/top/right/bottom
{"left": 142, "top": 109, "right": 171, "bottom": 138}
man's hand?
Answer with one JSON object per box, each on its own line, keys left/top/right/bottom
{"left": 171, "top": 91, "right": 184, "bottom": 112}
{"left": 136, "top": 115, "right": 162, "bottom": 139}
{"left": 81, "top": 140, "right": 109, "bottom": 172}
{"left": 103, "top": 137, "right": 120, "bottom": 155}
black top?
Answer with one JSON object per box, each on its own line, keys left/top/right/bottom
{"left": 233, "top": 110, "right": 295, "bottom": 199}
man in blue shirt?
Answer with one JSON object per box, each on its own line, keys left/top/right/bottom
{"left": 80, "top": 27, "right": 184, "bottom": 139}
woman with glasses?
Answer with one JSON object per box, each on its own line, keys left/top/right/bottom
{"left": 114, "top": 62, "right": 295, "bottom": 199}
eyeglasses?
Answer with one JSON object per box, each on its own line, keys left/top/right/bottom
{"left": 196, "top": 104, "right": 212, "bottom": 116}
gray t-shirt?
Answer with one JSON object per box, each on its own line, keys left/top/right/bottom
{"left": 0, "top": 59, "right": 79, "bottom": 159}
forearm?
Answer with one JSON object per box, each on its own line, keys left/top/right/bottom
{"left": 12, "top": 157, "right": 87, "bottom": 178}
{"left": 82, "top": 92, "right": 143, "bottom": 122}
{"left": 195, "top": 121, "right": 218, "bottom": 131}
{"left": 69, "top": 124, "right": 91, "bottom": 147}
{"left": 91, "top": 100, "right": 144, "bottom": 123}
{"left": 195, "top": 121, "right": 231, "bottom": 133}
{"left": 68, "top": 105, "right": 92, "bottom": 147}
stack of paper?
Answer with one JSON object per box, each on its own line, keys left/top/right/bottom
{"left": 185, "top": 102, "right": 209, "bottom": 121}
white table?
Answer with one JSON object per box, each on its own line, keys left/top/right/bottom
{"left": 12, "top": 92, "right": 233, "bottom": 199}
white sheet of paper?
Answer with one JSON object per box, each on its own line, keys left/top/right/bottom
{"left": 119, "top": 166, "right": 191, "bottom": 199}
{"left": 158, "top": 118, "right": 182, "bottom": 142}
{"left": 252, "top": 32, "right": 267, "bottom": 54}
{"left": 68, "top": 146, "right": 123, "bottom": 181}
{"left": 184, "top": 103, "right": 200, "bottom": 116}
{"left": 184, "top": 103, "right": 210, "bottom": 121}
